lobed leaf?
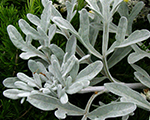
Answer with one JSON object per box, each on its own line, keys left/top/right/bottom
{"left": 27, "top": 93, "right": 84, "bottom": 117}
{"left": 128, "top": 44, "right": 150, "bottom": 64}
{"left": 88, "top": 102, "right": 136, "bottom": 120}
{"left": 105, "top": 83, "right": 150, "bottom": 111}
{"left": 76, "top": 61, "right": 103, "bottom": 82}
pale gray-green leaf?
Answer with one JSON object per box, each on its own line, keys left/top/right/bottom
{"left": 50, "top": 44, "right": 65, "bottom": 62}
{"left": 108, "top": 47, "right": 132, "bottom": 68}
{"left": 27, "top": 93, "right": 84, "bottom": 115}
{"left": 3, "top": 89, "right": 25, "bottom": 99}
{"left": 7, "top": 25, "right": 26, "bottom": 50}
{"left": 3, "top": 77, "right": 19, "bottom": 88}
{"left": 88, "top": 102, "right": 136, "bottom": 120}
{"left": 40, "top": 2, "right": 51, "bottom": 32}
{"left": 48, "top": 24, "right": 56, "bottom": 44}
{"left": 85, "top": 0, "right": 103, "bottom": 18}
{"left": 14, "top": 81, "right": 33, "bottom": 91}
{"left": 131, "top": 64, "right": 150, "bottom": 78}
{"left": 129, "top": 1, "right": 144, "bottom": 22}
{"left": 134, "top": 72, "right": 150, "bottom": 88}
{"left": 105, "top": 83, "right": 150, "bottom": 111}
{"left": 76, "top": 61, "right": 103, "bottom": 82}
{"left": 147, "top": 14, "right": 150, "bottom": 23}
{"left": 65, "top": 35, "right": 76, "bottom": 60}
{"left": 17, "top": 72, "right": 37, "bottom": 88}
{"left": 55, "top": 108, "right": 67, "bottom": 119}
{"left": 60, "top": 93, "right": 68, "bottom": 104}
{"left": 128, "top": 45, "right": 150, "bottom": 64}
{"left": 79, "top": 9, "right": 90, "bottom": 43}
{"left": 66, "top": 82, "right": 83, "bottom": 94}
{"left": 19, "top": 19, "right": 40, "bottom": 39}
{"left": 115, "top": 16, "right": 127, "bottom": 43}
{"left": 27, "top": 13, "right": 40, "bottom": 26}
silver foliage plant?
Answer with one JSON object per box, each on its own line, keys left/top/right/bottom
{"left": 3, "top": 0, "right": 150, "bottom": 119}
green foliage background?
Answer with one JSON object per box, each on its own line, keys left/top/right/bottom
{"left": 0, "top": 0, "right": 150, "bottom": 119}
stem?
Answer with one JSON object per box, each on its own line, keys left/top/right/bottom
{"left": 103, "top": 57, "right": 117, "bottom": 82}
{"left": 79, "top": 83, "right": 146, "bottom": 94}
{"left": 82, "top": 90, "right": 107, "bottom": 120}
{"left": 102, "top": 21, "right": 117, "bottom": 82}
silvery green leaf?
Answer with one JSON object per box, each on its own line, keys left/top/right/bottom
{"left": 25, "top": 34, "right": 32, "bottom": 45}
{"left": 37, "top": 26, "right": 49, "bottom": 46}
{"left": 3, "top": 77, "right": 19, "bottom": 88}
{"left": 105, "top": 83, "right": 150, "bottom": 111}
{"left": 89, "top": 20, "right": 99, "bottom": 46}
{"left": 88, "top": 102, "right": 136, "bottom": 120}
{"left": 20, "top": 51, "right": 38, "bottom": 59}
{"left": 66, "top": 82, "right": 83, "bottom": 94}
{"left": 115, "top": 16, "right": 127, "bottom": 43}
{"left": 55, "top": 108, "right": 67, "bottom": 119}
{"left": 53, "top": 60, "right": 65, "bottom": 86}
{"left": 76, "top": 61, "right": 103, "bottom": 82}
{"left": 50, "top": 2, "right": 62, "bottom": 18}
{"left": 48, "top": 24, "right": 56, "bottom": 44}
{"left": 79, "top": 54, "right": 90, "bottom": 64}
{"left": 40, "top": 2, "right": 51, "bottom": 32}
{"left": 79, "top": 9, "right": 90, "bottom": 44}
{"left": 51, "top": 54, "right": 60, "bottom": 67}
{"left": 90, "top": 76, "right": 106, "bottom": 86}
{"left": 60, "top": 92, "right": 68, "bottom": 104}
{"left": 52, "top": 16, "right": 78, "bottom": 35}
{"left": 27, "top": 93, "right": 84, "bottom": 115}
{"left": 28, "top": 60, "right": 39, "bottom": 73}
{"left": 147, "top": 14, "right": 150, "bottom": 23}
{"left": 19, "top": 19, "right": 41, "bottom": 40}
{"left": 134, "top": 72, "right": 150, "bottom": 89}
{"left": 65, "top": 76, "right": 73, "bottom": 89}
{"left": 132, "top": 64, "right": 150, "bottom": 88}
{"left": 65, "top": 35, "right": 76, "bottom": 60}
{"left": 27, "top": 13, "right": 40, "bottom": 26}
{"left": 122, "top": 115, "right": 129, "bottom": 120}
{"left": 107, "top": 17, "right": 128, "bottom": 54}
{"left": 3, "top": 89, "right": 26, "bottom": 99}
{"left": 14, "top": 81, "right": 33, "bottom": 91}
{"left": 33, "top": 73, "right": 42, "bottom": 88}
{"left": 85, "top": 0, "right": 103, "bottom": 18}
{"left": 17, "top": 72, "right": 38, "bottom": 88}
{"left": 100, "top": 0, "right": 112, "bottom": 20}
{"left": 7, "top": 25, "right": 26, "bottom": 50}
{"left": 128, "top": 44, "right": 150, "bottom": 64}
{"left": 118, "top": 1, "right": 144, "bottom": 34}
{"left": 70, "top": 58, "right": 79, "bottom": 80}
{"left": 21, "top": 97, "right": 26, "bottom": 104}
{"left": 50, "top": 44, "right": 65, "bottom": 62}
{"left": 108, "top": 29, "right": 150, "bottom": 51}
{"left": 131, "top": 64, "right": 149, "bottom": 78}
{"left": 118, "top": 2, "right": 129, "bottom": 18}
{"left": 108, "top": 46, "right": 132, "bottom": 69}
{"left": 53, "top": 16, "right": 102, "bottom": 59}
{"left": 128, "top": 1, "right": 144, "bottom": 24}
{"left": 62, "top": 55, "right": 77, "bottom": 78}
{"left": 111, "top": 0, "right": 123, "bottom": 15}
{"left": 17, "top": 92, "right": 31, "bottom": 97}
{"left": 66, "top": 0, "right": 77, "bottom": 22}
{"left": 7, "top": 25, "right": 46, "bottom": 60}
{"left": 42, "top": 0, "right": 51, "bottom": 7}
{"left": 79, "top": 9, "right": 102, "bottom": 59}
